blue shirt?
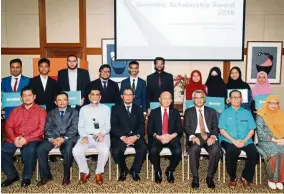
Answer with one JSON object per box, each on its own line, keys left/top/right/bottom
{"left": 218, "top": 106, "right": 256, "bottom": 146}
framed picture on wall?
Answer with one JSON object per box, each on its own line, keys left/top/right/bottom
{"left": 101, "top": 39, "right": 130, "bottom": 82}
{"left": 246, "top": 41, "right": 283, "bottom": 84}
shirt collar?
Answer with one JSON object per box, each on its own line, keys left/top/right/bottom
{"left": 195, "top": 106, "right": 204, "bottom": 112}
{"left": 68, "top": 68, "right": 77, "bottom": 73}
{"left": 100, "top": 78, "right": 108, "bottom": 83}
{"left": 161, "top": 106, "right": 169, "bottom": 112}
{"left": 40, "top": 74, "right": 48, "bottom": 80}
{"left": 124, "top": 103, "right": 133, "bottom": 107}
{"left": 12, "top": 74, "right": 21, "bottom": 80}
{"left": 59, "top": 107, "right": 67, "bottom": 112}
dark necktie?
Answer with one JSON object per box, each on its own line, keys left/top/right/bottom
{"left": 162, "top": 109, "right": 168, "bottom": 134}
{"left": 13, "top": 78, "right": 18, "bottom": 92}
{"left": 158, "top": 74, "right": 162, "bottom": 88}
{"left": 103, "top": 81, "right": 107, "bottom": 91}
{"left": 60, "top": 111, "right": 64, "bottom": 120}
{"left": 132, "top": 79, "right": 136, "bottom": 92}
{"left": 126, "top": 106, "right": 131, "bottom": 116}
{"left": 199, "top": 110, "right": 208, "bottom": 140}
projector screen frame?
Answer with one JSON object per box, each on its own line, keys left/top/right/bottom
{"left": 114, "top": 0, "right": 246, "bottom": 61}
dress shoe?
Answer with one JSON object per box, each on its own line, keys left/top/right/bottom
{"left": 62, "top": 177, "right": 70, "bottom": 186}
{"left": 228, "top": 178, "right": 237, "bottom": 188}
{"left": 191, "top": 178, "right": 199, "bottom": 189}
{"left": 276, "top": 182, "right": 283, "bottom": 190}
{"left": 37, "top": 178, "right": 52, "bottom": 187}
{"left": 240, "top": 177, "right": 251, "bottom": 188}
{"left": 154, "top": 171, "right": 162, "bottom": 184}
{"left": 118, "top": 170, "right": 128, "bottom": 181}
{"left": 79, "top": 173, "right": 90, "bottom": 185}
{"left": 95, "top": 174, "right": 103, "bottom": 185}
{"left": 21, "top": 179, "right": 31, "bottom": 188}
{"left": 130, "top": 171, "right": 141, "bottom": 181}
{"left": 206, "top": 177, "right": 215, "bottom": 189}
{"left": 268, "top": 181, "right": 277, "bottom": 190}
{"left": 165, "top": 171, "right": 175, "bottom": 183}
{"left": 1, "top": 176, "right": 19, "bottom": 187}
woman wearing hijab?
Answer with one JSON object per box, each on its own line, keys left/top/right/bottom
{"left": 185, "top": 70, "right": 207, "bottom": 100}
{"left": 205, "top": 67, "right": 227, "bottom": 99}
{"left": 252, "top": 71, "right": 272, "bottom": 98}
{"left": 256, "top": 95, "right": 284, "bottom": 190}
{"left": 227, "top": 66, "right": 253, "bottom": 110}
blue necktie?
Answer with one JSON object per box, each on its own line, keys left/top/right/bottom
{"left": 60, "top": 111, "right": 64, "bottom": 120}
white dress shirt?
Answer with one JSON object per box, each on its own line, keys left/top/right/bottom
{"left": 100, "top": 78, "right": 108, "bottom": 88}
{"left": 129, "top": 76, "right": 138, "bottom": 91}
{"left": 160, "top": 106, "right": 169, "bottom": 123}
{"left": 11, "top": 74, "right": 21, "bottom": 91}
{"left": 68, "top": 69, "right": 77, "bottom": 91}
{"left": 40, "top": 75, "right": 48, "bottom": 91}
{"left": 124, "top": 103, "right": 132, "bottom": 113}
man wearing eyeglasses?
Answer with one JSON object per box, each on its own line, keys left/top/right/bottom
{"left": 111, "top": 88, "right": 147, "bottom": 181}
{"left": 184, "top": 90, "right": 220, "bottom": 189}
{"left": 219, "top": 90, "right": 258, "bottom": 188}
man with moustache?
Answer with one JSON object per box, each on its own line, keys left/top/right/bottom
{"left": 146, "top": 57, "right": 174, "bottom": 111}
{"left": 57, "top": 54, "right": 91, "bottom": 106}
{"left": 73, "top": 89, "right": 111, "bottom": 185}
{"left": 29, "top": 58, "right": 60, "bottom": 111}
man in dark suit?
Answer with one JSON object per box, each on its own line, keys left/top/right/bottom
{"left": 146, "top": 57, "right": 174, "bottom": 111}
{"left": 147, "top": 91, "right": 182, "bottom": 184}
{"left": 1, "top": 58, "right": 30, "bottom": 119}
{"left": 57, "top": 54, "right": 91, "bottom": 106}
{"left": 29, "top": 58, "right": 60, "bottom": 111}
{"left": 36, "top": 92, "right": 79, "bottom": 186}
{"left": 85, "top": 64, "right": 120, "bottom": 104}
{"left": 184, "top": 90, "right": 220, "bottom": 189}
{"left": 120, "top": 61, "right": 147, "bottom": 113}
{"left": 111, "top": 88, "right": 147, "bottom": 181}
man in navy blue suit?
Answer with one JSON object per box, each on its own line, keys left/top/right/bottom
{"left": 120, "top": 61, "right": 147, "bottom": 113}
{"left": 1, "top": 58, "right": 30, "bottom": 119}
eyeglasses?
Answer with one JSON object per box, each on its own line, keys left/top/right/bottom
{"left": 268, "top": 102, "right": 279, "bottom": 105}
{"left": 231, "top": 96, "right": 241, "bottom": 100}
{"left": 22, "top": 94, "right": 34, "bottom": 98}
{"left": 101, "top": 70, "right": 110, "bottom": 73}
{"left": 123, "top": 94, "right": 134, "bottom": 96}
{"left": 193, "top": 97, "right": 205, "bottom": 100}
{"left": 67, "top": 60, "right": 77, "bottom": 63}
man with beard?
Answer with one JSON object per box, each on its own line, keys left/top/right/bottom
{"left": 72, "top": 89, "right": 111, "bottom": 185}
{"left": 29, "top": 58, "right": 60, "bottom": 111}
{"left": 57, "top": 54, "right": 91, "bottom": 107}
{"left": 84, "top": 64, "right": 121, "bottom": 105}
{"left": 146, "top": 57, "right": 174, "bottom": 111}
{"left": 1, "top": 58, "right": 30, "bottom": 119}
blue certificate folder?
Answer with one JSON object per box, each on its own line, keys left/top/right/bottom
{"left": 186, "top": 97, "right": 225, "bottom": 111}
{"left": 150, "top": 102, "right": 160, "bottom": 110}
{"left": 255, "top": 94, "right": 269, "bottom": 109}
{"left": 2, "top": 92, "right": 22, "bottom": 107}
{"left": 65, "top": 91, "right": 81, "bottom": 106}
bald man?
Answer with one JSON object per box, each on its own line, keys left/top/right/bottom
{"left": 147, "top": 92, "right": 182, "bottom": 184}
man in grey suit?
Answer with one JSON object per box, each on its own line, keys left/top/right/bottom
{"left": 36, "top": 91, "right": 79, "bottom": 186}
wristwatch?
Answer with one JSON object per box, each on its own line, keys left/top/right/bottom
{"left": 153, "top": 133, "right": 157, "bottom": 139}
{"left": 136, "top": 134, "right": 140, "bottom": 139}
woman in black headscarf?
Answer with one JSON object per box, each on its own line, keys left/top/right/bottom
{"left": 227, "top": 66, "right": 253, "bottom": 110}
{"left": 205, "top": 67, "right": 227, "bottom": 99}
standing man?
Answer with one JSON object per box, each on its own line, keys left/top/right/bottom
{"left": 1, "top": 86, "right": 46, "bottom": 188}
{"left": 1, "top": 58, "right": 30, "bottom": 119}
{"left": 29, "top": 58, "right": 60, "bottom": 111}
{"left": 57, "top": 54, "right": 91, "bottom": 106}
{"left": 111, "top": 88, "right": 147, "bottom": 181}
{"left": 219, "top": 90, "right": 258, "bottom": 188}
{"left": 36, "top": 92, "right": 79, "bottom": 186}
{"left": 146, "top": 57, "right": 174, "bottom": 111}
{"left": 147, "top": 91, "right": 182, "bottom": 184}
{"left": 120, "top": 61, "right": 147, "bottom": 113}
{"left": 85, "top": 64, "right": 120, "bottom": 105}
{"left": 184, "top": 90, "right": 220, "bottom": 189}
{"left": 73, "top": 89, "right": 111, "bottom": 185}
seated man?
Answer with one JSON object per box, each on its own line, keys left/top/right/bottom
{"left": 219, "top": 90, "right": 258, "bottom": 188}
{"left": 111, "top": 88, "right": 147, "bottom": 181}
{"left": 73, "top": 89, "right": 110, "bottom": 185}
{"left": 147, "top": 91, "right": 182, "bottom": 184}
{"left": 37, "top": 91, "right": 79, "bottom": 186}
{"left": 184, "top": 90, "right": 220, "bottom": 189}
{"left": 1, "top": 86, "right": 46, "bottom": 188}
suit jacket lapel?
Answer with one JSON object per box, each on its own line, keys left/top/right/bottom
{"left": 193, "top": 108, "right": 198, "bottom": 129}
{"left": 63, "top": 107, "right": 71, "bottom": 123}
{"left": 45, "top": 76, "right": 51, "bottom": 93}
{"left": 204, "top": 107, "right": 210, "bottom": 130}
{"left": 8, "top": 76, "right": 13, "bottom": 92}
{"left": 135, "top": 78, "right": 141, "bottom": 95}
{"left": 65, "top": 70, "right": 70, "bottom": 91}
{"left": 37, "top": 76, "right": 45, "bottom": 93}
{"left": 158, "top": 108, "right": 162, "bottom": 134}
{"left": 77, "top": 69, "right": 81, "bottom": 91}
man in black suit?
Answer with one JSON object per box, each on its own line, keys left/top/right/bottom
{"left": 184, "top": 90, "right": 220, "bottom": 189}
{"left": 111, "top": 88, "right": 147, "bottom": 181}
{"left": 146, "top": 57, "right": 174, "bottom": 111}
{"left": 147, "top": 91, "right": 182, "bottom": 184}
{"left": 29, "top": 58, "right": 60, "bottom": 111}
{"left": 57, "top": 54, "right": 91, "bottom": 106}
{"left": 85, "top": 64, "right": 120, "bottom": 104}
{"left": 36, "top": 92, "right": 79, "bottom": 186}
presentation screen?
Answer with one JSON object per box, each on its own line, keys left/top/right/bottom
{"left": 115, "top": 0, "right": 246, "bottom": 61}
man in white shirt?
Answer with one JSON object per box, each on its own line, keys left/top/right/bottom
{"left": 184, "top": 90, "right": 220, "bottom": 189}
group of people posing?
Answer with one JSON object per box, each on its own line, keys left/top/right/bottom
{"left": 1, "top": 56, "right": 283, "bottom": 190}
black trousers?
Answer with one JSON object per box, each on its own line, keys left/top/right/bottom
{"left": 188, "top": 136, "right": 220, "bottom": 179}
{"left": 36, "top": 139, "right": 75, "bottom": 179}
{"left": 1, "top": 140, "right": 40, "bottom": 180}
{"left": 221, "top": 141, "right": 258, "bottom": 182}
{"left": 111, "top": 138, "right": 147, "bottom": 173}
{"left": 149, "top": 137, "right": 182, "bottom": 173}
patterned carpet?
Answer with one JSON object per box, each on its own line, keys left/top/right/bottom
{"left": 1, "top": 156, "right": 283, "bottom": 193}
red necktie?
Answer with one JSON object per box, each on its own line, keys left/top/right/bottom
{"left": 13, "top": 78, "right": 18, "bottom": 92}
{"left": 162, "top": 108, "right": 168, "bottom": 134}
